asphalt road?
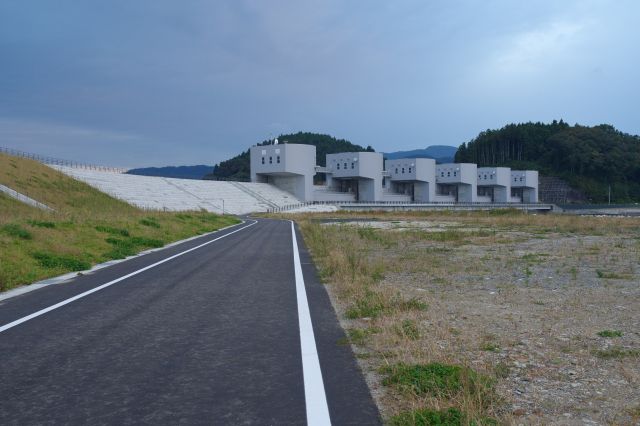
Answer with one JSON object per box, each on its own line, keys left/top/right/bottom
{"left": 0, "top": 218, "right": 380, "bottom": 425}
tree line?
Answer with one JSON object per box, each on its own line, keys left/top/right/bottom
{"left": 455, "top": 120, "right": 640, "bottom": 202}
{"left": 204, "top": 132, "right": 374, "bottom": 181}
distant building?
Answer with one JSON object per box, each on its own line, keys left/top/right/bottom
{"left": 435, "top": 163, "right": 478, "bottom": 202}
{"left": 477, "top": 167, "right": 511, "bottom": 203}
{"left": 250, "top": 143, "right": 539, "bottom": 203}
{"left": 325, "top": 152, "right": 383, "bottom": 202}
{"left": 250, "top": 143, "right": 315, "bottom": 201}
{"left": 385, "top": 158, "right": 436, "bottom": 202}
{"left": 511, "top": 170, "right": 539, "bottom": 203}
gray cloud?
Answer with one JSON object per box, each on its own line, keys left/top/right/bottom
{"left": 1, "top": 0, "right": 638, "bottom": 167}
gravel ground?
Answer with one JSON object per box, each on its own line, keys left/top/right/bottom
{"left": 323, "top": 218, "right": 640, "bottom": 425}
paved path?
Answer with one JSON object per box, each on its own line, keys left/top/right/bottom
{"left": 0, "top": 218, "right": 380, "bottom": 425}
{"left": 0, "top": 182, "right": 54, "bottom": 211}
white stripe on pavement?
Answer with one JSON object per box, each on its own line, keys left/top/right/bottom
{"left": 291, "top": 221, "right": 332, "bottom": 426}
{"left": 0, "top": 220, "right": 258, "bottom": 334}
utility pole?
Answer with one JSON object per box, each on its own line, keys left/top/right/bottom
{"left": 608, "top": 185, "right": 611, "bottom": 205}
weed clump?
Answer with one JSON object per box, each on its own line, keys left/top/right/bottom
{"left": 104, "top": 236, "right": 165, "bottom": 259}
{"left": 381, "top": 362, "right": 492, "bottom": 399}
{"left": 346, "top": 291, "right": 427, "bottom": 319}
{"left": 596, "top": 269, "right": 625, "bottom": 279}
{"left": 481, "top": 343, "right": 500, "bottom": 352}
{"left": 598, "top": 330, "right": 623, "bottom": 338}
{"left": 341, "top": 327, "right": 381, "bottom": 346}
{"left": 396, "top": 297, "right": 428, "bottom": 312}
{"left": 129, "top": 236, "right": 164, "bottom": 247}
{"left": 95, "top": 225, "right": 130, "bottom": 236}
{"left": 390, "top": 407, "right": 497, "bottom": 426}
{"left": 27, "top": 220, "right": 56, "bottom": 228}
{"left": 32, "top": 252, "right": 90, "bottom": 271}
{"left": 487, "top": 208, "right": 522, "bottom": 216}
{"left": 390, "top": 407, "right": 463, "bottom": 426}
{"left": 198, "top": 213, "right": 225, "bottom": 223}
{"left": 346, "top": 290, "right": 387, "bottom": 319}
{"left": 139, "top": 217, "right": 161, "bottom": 228}
{"left": 2, "top": 223, "right": 33, "bottom": 240}
{"left": 592, "top": 346, "right": 639, "bottom": 359}
{"left": 398, "top": 319, "right": 421, "bottom": 340}
{"left": 357, "top": 226, "right": 396, "bottom": 247}
{"left": 494, "top": 362, "right": 510, "bottom": 379}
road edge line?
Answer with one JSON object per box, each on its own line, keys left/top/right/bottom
{"left": 0, "top": 220, "right": 258, "bottom": 333}
{"left": 0, "top": 220, "right": 246, "bottom": 303}
{"left": 291, "top": 220, "right": 332, "bottom": 426}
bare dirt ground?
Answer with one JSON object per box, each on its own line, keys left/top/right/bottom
{"left": 299, "top": 212, "right": 640, "bottom": 425}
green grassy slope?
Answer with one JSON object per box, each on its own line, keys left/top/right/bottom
{"left": 0, "top": 153, "right": 240, "bottom": 291}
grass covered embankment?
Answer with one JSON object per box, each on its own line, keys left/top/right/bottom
{"left": 0, "top": 153, "right": 240, "bottom": 291}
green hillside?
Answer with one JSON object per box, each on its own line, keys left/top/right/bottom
{"left": 204, "top": 132, "right": 374, "bottom": 181}
{"left": 455, "top": 121, "right": 640, "bottom": 202}
{"left": 0, "top": 153, "right": 239, "bottom": 291}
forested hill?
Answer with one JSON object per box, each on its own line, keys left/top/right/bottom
{"left": 455, "top": 121, "right": 640, "bottom": 202}
{"left": 204, "top": 132, "right": 374, "bottom": 181}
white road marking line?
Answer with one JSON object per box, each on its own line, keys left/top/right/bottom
{"left": 0, "top": 220, "right": 258, "bottom": 334}
{"left": 291, "top": 221, "right": 332, "bottom": 426}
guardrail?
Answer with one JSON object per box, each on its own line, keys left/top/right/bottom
{"left": 0, "top": 146, "right": 128, "bottom": 173}
{"left": 268, "top": 201, "right": 553, "bottom": 213}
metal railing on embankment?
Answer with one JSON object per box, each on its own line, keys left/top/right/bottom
{"left": 0, "top": 146, "right": 128, "bottom": 173}
{"left": 268, "top": 201, "right": 554, "bottom": 213}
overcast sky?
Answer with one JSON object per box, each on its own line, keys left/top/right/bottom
{"left": 1, "top": 1, "right": 638, "bottom": 167}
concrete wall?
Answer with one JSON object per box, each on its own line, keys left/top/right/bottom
{"left": 326, "top": 152, "right": 383, "bottom": 202}
{"left": 436, "top": 163, "right": 477, "bottom": 202}
{"left": 386, "top": 158, "right": 436, "bottom": 202}
{"left": 313, "top": 188, "right": 356, "bottom": 202}
{"left": 250, "top": 144, "right": 316, "bottom": 201}
{"left": 477, "top": 167, "right": 511, "bottom": 203}
{"left": 511, "top": 170, "right": 539, "bottom": 203}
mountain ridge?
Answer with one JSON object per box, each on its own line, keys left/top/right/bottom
{"left": 384, "top": 145, "right": 457, "bottom": 163}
